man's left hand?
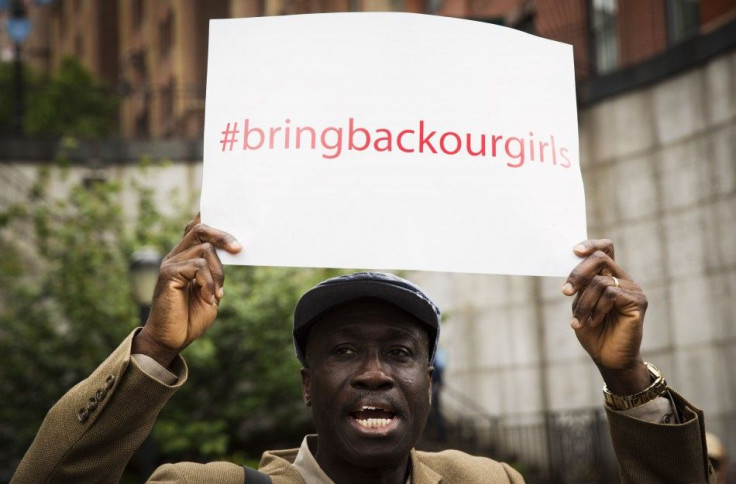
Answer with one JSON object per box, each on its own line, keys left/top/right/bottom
{"left": 562, "top": 239, "right": 651, "bottom": 396}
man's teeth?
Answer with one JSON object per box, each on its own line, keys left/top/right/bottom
{"left": 352, "top": 405, "right": 395, "bottom": 428}
{"left": 356, "top": 417, "right": 393, "bottom": 428}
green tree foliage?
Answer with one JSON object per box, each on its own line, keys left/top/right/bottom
{"left": 0, "top": 166, "right": 336, "bottom": 479}
{"left": 0, "top": 56, "right": 118, "bottom": 137}
{"left": 0, "top": 168, "right": 137, "bottom": 479}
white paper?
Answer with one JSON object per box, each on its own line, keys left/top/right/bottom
{"left": 201, "top": 13, "right": 587, "bottom": 277}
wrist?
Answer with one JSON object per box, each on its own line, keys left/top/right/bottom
{"left": 132, "top": 328, "right": 179, "bottom": 368}
{"left": 598, "top": 360, "right": 651, "bottom": 396}
{"left": 602, "top": 362, "right": 668, "bottom": 410}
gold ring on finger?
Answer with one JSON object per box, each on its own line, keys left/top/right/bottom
{"left": 611, "top": 276, "right": 620, "bottom": 288}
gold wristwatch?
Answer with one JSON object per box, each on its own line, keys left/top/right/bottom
{"left": 603, "top": 362, "right": 668, "bottom": 410}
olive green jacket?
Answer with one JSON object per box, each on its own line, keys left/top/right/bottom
{"left": 12, "top": 330, "right": 714, "bottom": 483}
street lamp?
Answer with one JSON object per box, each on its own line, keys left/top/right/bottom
{"left": 6, "top": 0, "right": 32, "bottom": 135}
{"left": 128, "top": 247, "right": 162, "bottom": 482}
{"left": 129, "top": 247, "right": 162, "bottom": 324}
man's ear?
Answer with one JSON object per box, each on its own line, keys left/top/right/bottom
{"left": 427, "top": 366, "right": 434, "bottom": 405}
{"left": 300, "top": 368, "right": 312, "bottom": 407}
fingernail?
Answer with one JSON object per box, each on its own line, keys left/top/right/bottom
{"left": 230, "top": 241, "right": 242, "bottom": 251}
{"left": 562, "top": 283, "right": 574, "bottom": 295}
{"left": 574, "top": 243, "right": 586, "bottom": 253}
{"left": 210, "top": 294, "right": 217, "bottom": 304}
{"left": 570, "top": 318, "right": 581, "bottom": 329}
{"left": 217, "top": 287, "right": 224, "bottom": 298}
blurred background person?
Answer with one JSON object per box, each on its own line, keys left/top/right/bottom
{"left": 706, "top": 432, "right": 728, "bottom": 484}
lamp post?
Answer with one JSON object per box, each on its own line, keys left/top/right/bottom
{"left": 129, "top": 247, "right": 162, "bottom": 482}
{"left": 129, "top": 247, "right": 162, "bottom": 324}
{"left": 6, "top": 0, "right": 31, "bottom": 135}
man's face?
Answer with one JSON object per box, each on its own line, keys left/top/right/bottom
{"left": 300, "top": 299, "right": 433, "bottom": 469}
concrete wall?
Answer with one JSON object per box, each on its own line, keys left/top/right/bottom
{"left": 0, "top": 160, "right": 202, "bottom": 224}
{"left": 412, "top": 47, "right": 736, "bottom": 457}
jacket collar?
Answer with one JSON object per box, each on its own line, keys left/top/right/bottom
{"left": 260, "top": 441, "right": 442, "bottom": 484}
{"left": 410, "top": 449, "right": 442, "bottom": 484}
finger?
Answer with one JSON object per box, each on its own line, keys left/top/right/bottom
{"left": 563, "top": 250, "right": 631, "bottom": 296}
{"left": 571, "top": 274, "right": 610, "bottom": 325}
{"left": 575, "top": 240, "right": 614, "bottom": 277}
{"left": 570, "top": 292, "right": 580, "bottom": 311}
{"left": 587, "top": 289, "right": 617, "bottom": 328}
{"left": 162, "top": 258, "right": 217, "bottom": 304}
{"left": 573, "top": 275, "right": 627, "bottom": 327}
{"left": 167, "top": 242, "right": 225, "bottom": 298}
{"left": 192, "top": 262, "right": 218, "bottom": 304}
{"left": 167, "top": 222, "right": 242, "bottom": 260}
{"left": 184, "top": 213, "right": 202, "bottom": 235}
{"left": 575, "top": 277, "right": 642, "bottom": 329}
{"left": 572, "top": 239, "right": 615, "bottom": 259}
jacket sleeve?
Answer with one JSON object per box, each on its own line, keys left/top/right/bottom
{"left": 11, "top": 328, "right": 187, "bottom": 484}
{"left": 606, "top": 389, "right": 716, "bottom": 484}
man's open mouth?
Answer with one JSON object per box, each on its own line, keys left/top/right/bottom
{"left": 350, "top": 405, "right": 397, "bottom": 429}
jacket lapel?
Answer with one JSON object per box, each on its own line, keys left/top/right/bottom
{"left": 410, "top": 450, "right": 442, "bottom": 484}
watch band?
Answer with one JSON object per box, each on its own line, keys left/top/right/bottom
{"left": 603, "top": 362, "right": 668, "bottom": 410}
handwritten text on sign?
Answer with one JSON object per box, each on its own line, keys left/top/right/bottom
{"left": 201, "top": 13, "right": 587, "bottom": 276}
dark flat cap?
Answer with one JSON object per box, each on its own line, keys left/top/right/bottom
{"left": 293, "top": 272, "right": 441, "bottom": 366}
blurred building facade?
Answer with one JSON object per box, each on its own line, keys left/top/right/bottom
{"left": 5, "top": 0, "right": 732, "bottom": 138}
{"left": 1, "top": 1, "right": 735, "bottom": 482}
{"left": 8, "top": 0, "right": 525, "bottom": 139}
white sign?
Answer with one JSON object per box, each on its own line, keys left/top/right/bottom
{"left": 201, "top": 13, "right": 586, "bottom": 277}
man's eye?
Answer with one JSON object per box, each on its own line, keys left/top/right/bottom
{"left": 388, "top": 348, "right": 411, "bottom": 357}
{"left": 334, "top": 347, "right": 357, "bottom": 355}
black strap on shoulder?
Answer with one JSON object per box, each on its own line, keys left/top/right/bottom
{"left": 243, "top": 466, "right": 273, "bottom": 484}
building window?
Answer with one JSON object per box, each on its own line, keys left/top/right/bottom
{"left": 74, "top": 34, "right": 83, "bottom": 57}
{"left": 160, "top": 80, "right": 174, "bottom": 138}
{"left": 426, "top": 0, "right": 442, "bottom": 14}
{"left": 667, "top": 0, "right": 699, "bottom": 45}
{"left": 361, "top": 0, "right": 406, "bottom": 11}
{"left": 57, "top": 3, "right": 66, "bottom": 39}
{"left": 130, "top": 49, "right": 146, "bottom": 78}
{"left": 590, "top": 0, "right": 619, "bottom": 75}
{"left": 159, "top": 13, "right": 173, "bottom": 58}
{"left": 135, "top": 110, "right": 149, "bottom": 139}
{"left": 132, "top": 0, "right": 144, "bottom": 31}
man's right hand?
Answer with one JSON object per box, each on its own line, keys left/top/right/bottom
{"left": 132, "top": 213, "right": 242, "bottom": 367}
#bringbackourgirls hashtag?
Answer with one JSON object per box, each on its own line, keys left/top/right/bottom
{"left": 219, "top": 117, "right": 572, "bottom": 169}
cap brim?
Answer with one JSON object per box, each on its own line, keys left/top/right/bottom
{"left": 294, "top": 278, "right": 440, "bottom": 365}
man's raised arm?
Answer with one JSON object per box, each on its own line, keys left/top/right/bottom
{"left": 563, "top": 239, "right": 714, "bottom": 483}
{"left": 11, "top": 214, "right": 241, "bottom": 484}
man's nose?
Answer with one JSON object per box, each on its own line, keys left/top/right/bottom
{"left": 350, "top": 352, "right": 394, "bottom": 390}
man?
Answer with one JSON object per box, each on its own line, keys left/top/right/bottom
{"left": 12, "top": 215, "right": 715, "bottom": 483}
{"left": 706, "top": 432, "right": 729, "bottom": 484}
